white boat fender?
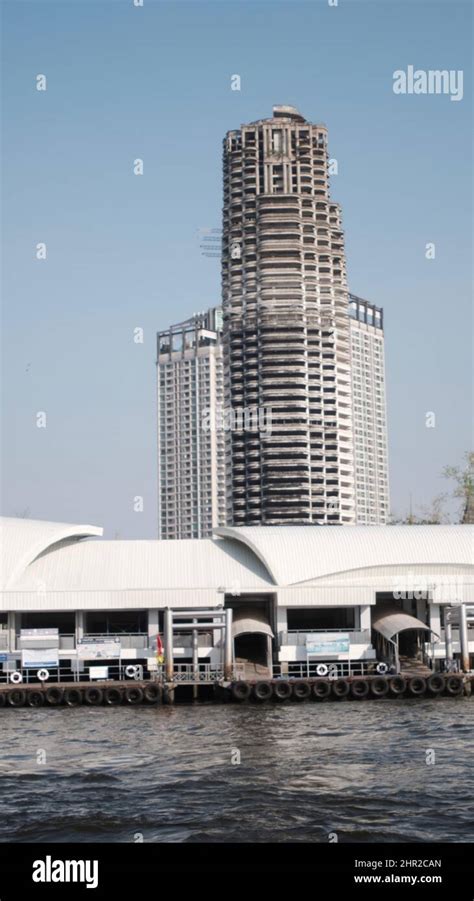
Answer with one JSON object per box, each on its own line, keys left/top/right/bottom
{"left": 37, "top": 669, "right": 50, "bottom": 682}
{"left": 125, "top": 664, "right": 140, "bottom": 679}
{"left": 376, "top": 662, "right": 389, "bottom": 675}
{"left": 316, "top": 664, "right": 328, "bottom": 676}
{"left": 10, "top": 671, "right": 23, "bottom": 684}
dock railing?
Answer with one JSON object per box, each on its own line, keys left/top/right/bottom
{"left": 273, "top": 660, "right": 377, "bottom": 679}
{"left": 170, "top": 664, "right": 224, "bottom": 683}
{"left": 0, "top": 662, "right": 155, "bottom": 685}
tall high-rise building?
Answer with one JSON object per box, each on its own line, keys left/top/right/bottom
{"left": 157, "top": 309, "right": 226, "bottom": 539}
{"left": 349, "top": 295, "right": 390, "bottom": 524}
{"left": 222, "top": 105, "right": 355, "bottom": 525}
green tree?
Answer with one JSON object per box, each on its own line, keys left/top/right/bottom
{"left": 443, "top": 451, "right": 474, "bottom": 523}
{"left": 389, "top": 494, "right": 447, "bottom": 525}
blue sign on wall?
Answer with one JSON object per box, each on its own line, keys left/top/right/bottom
{"left": 306, "top": 633, "right": 350, "bottom": 656}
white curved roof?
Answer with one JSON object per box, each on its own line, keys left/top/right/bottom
{"left": 215, "top": 525, "right": 474, "bottom": 586}
{"left": 232, "top": 607, "right": 274, "bottom": 638}
{"left": 0, "top": 517, "right": 103, "bottom": 589}
{"left": 2, "top": 518, "right": 473, "bottom": 598}
{"left": 372, "top": 608, "right": 431, "bottom": 641}
{"left": 5, "top": 532, "right": 272, "bottom": 592}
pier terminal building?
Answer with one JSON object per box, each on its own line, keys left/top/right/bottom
{"left": 1, "top": 517, "right": 473, "bottom": 680}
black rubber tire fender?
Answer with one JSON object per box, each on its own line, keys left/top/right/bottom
{"left": 389, "top": 676, "right": 406, "bottom": 696}
{"left": 427, "top": 674, "right": 445, "bottom": 695}
{"left": 231, "top": 681, "right": 251, "bottom": 701}
{"left": 292, "top": 681, "right": 311, "bottom": 700}
{"left": 371, "top": 677, "right": 389, "bottom": 697}
{"left": 84, "top": 686, "right": 104, "bottom": 706}
{"left": 64, "top": 688, "right": 83, "bottom": 707}
{"left": 8, "top": 689, "right": 27, "bottom": 707}
{"left": 332, "top": 678, "right": 350, "bottom": 698}
{"left": 104, "top": 687, "right": 123, "bottom": 706}
{"left": 273, "top": 681, "right": 292, "bottom": 701}
{"left": 27, "top": 690, "right": 45, "bottom": 707}
{"left": 312, "top": 680, "right": 331, "bottom": 699}
{"left": 124, "top": 686, "right": 144, "bottom": 705}
{"left": 445, "top": 676, "right": 463, "bottom": 696}
{"left": 143, "top": 683, "right": 162, "bottom": 704}
{"left": 408, "top": 676, "right": 427, "bottom": 696}
{"left": 0, "top": 693, "right": 6, "bottom": 708}
{"left": 253, "top": 681, "right": 273, "bottom": 701}
{"left": 45, "top": 686, "right": 64, "bottom": 706}
{"left": 350, "top": 679, "right": 369, "bottom": 699}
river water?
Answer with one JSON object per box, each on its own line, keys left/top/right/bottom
{"left": 0, "top": 698, "right": 472, "bottom": 843}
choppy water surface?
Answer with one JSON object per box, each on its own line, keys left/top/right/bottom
{"left": 1, "top": 699, "right": 472, "bottom": 843}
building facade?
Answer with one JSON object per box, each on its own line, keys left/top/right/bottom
{"left": 157, "top": 297, "right": 389, "bottom": 536}
{"left": 349, "top": 295, "right": 390, "bottom": 524}
{"left": 1, "top": 518, "right": 473, "bottom": 678}
{"left": 157, "top": 309, "right": 226, "bottom": 538}
{"left": 222, "top": 105, "right": 355, "bottom": 526}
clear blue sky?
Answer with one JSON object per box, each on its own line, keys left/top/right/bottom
{"left": 1, "top": 0, "right": 472, "bottom": 537}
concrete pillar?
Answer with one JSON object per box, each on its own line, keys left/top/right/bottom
{"left": 428, "top": 603, "right": 440, "bottom": 668}
{"left": 224, "top": 607, "right": 233, "bottom": 681}
{"left": 147, "top": 609, "right": 160, "bottom": 647}
{"left": 211, "top": 604, "right": 223, "bottom": 651}
{"left": 74, "top": 612, "right": 85, "bottom": 676}
{"left": 266, "top": 635, "right": 273, "bottom": 674}
{"left": 163, "top": 684, "right": 175, "bottom": 705}
{"left": 7, "top": 612, "right": 16, "bottom": 653}
{"left": 459, "top": 604, "right": 470, "bottom": 673}
{"left": 360, "top": 605, "right": 371, "bottom": 634}
{"left": 192, "top": 618, "right": 199, "bottom": 698}
{"left": 75, "top": 611, "right": 85, "bottom": 645}
{"left": 164, "top": 608, "right": 174, "bottom": 681}
{"left": 430, "top": 603, "right": 441, "bottom": 637}
{"left": 445, "top": 620, "right": 453, "bottom": 662}
{"left": 275, "top": 605, "right": 288, "bottom": 644}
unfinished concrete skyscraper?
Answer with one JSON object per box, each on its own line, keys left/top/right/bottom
{"left": 222, "top": 105, "right": 355, "bottom": 525}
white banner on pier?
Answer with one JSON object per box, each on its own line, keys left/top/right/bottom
{"left": 77, "top": 639, "right": 121, "bottom": 660}
{"left": 22, "top": 647, "right": 59, "bottom": 668}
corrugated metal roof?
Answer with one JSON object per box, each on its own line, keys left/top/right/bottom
{"left": 1, "top": 589, "right": 230, "bottom": 612}
{"left": 0, "top": 517, "right": 103, "bottom": 589}
{"left": 2, "top": 518, "right": 473, "bottom": 599}
{"left": 215, "top": 525, "right": 474, "bottom": 586}
{"left": 6, "top": 531, "right": 273, "bottom": 591}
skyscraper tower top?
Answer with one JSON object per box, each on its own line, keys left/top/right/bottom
{"left": 272, "top": 104, "right": 307, "bottom": 122}
{"left": 244, "top": 105, "right": 324, "bottom": 128}
{"left": 221, "top": 108, "right": 356, "bottom": 526}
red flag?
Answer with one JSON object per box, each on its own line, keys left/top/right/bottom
{"left": 156, "top": 634, "right": 164, "bottom": 657}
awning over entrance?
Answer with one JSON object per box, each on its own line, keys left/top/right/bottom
{"left": 232, "top": 606, "right": 274, "bottom": 639}
{"left": 372, "top": 608, "right": 431, "bottom": 642}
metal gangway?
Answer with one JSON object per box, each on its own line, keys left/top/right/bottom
{"left": 163, "top": 607, "right": 233, "bottom": 689}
